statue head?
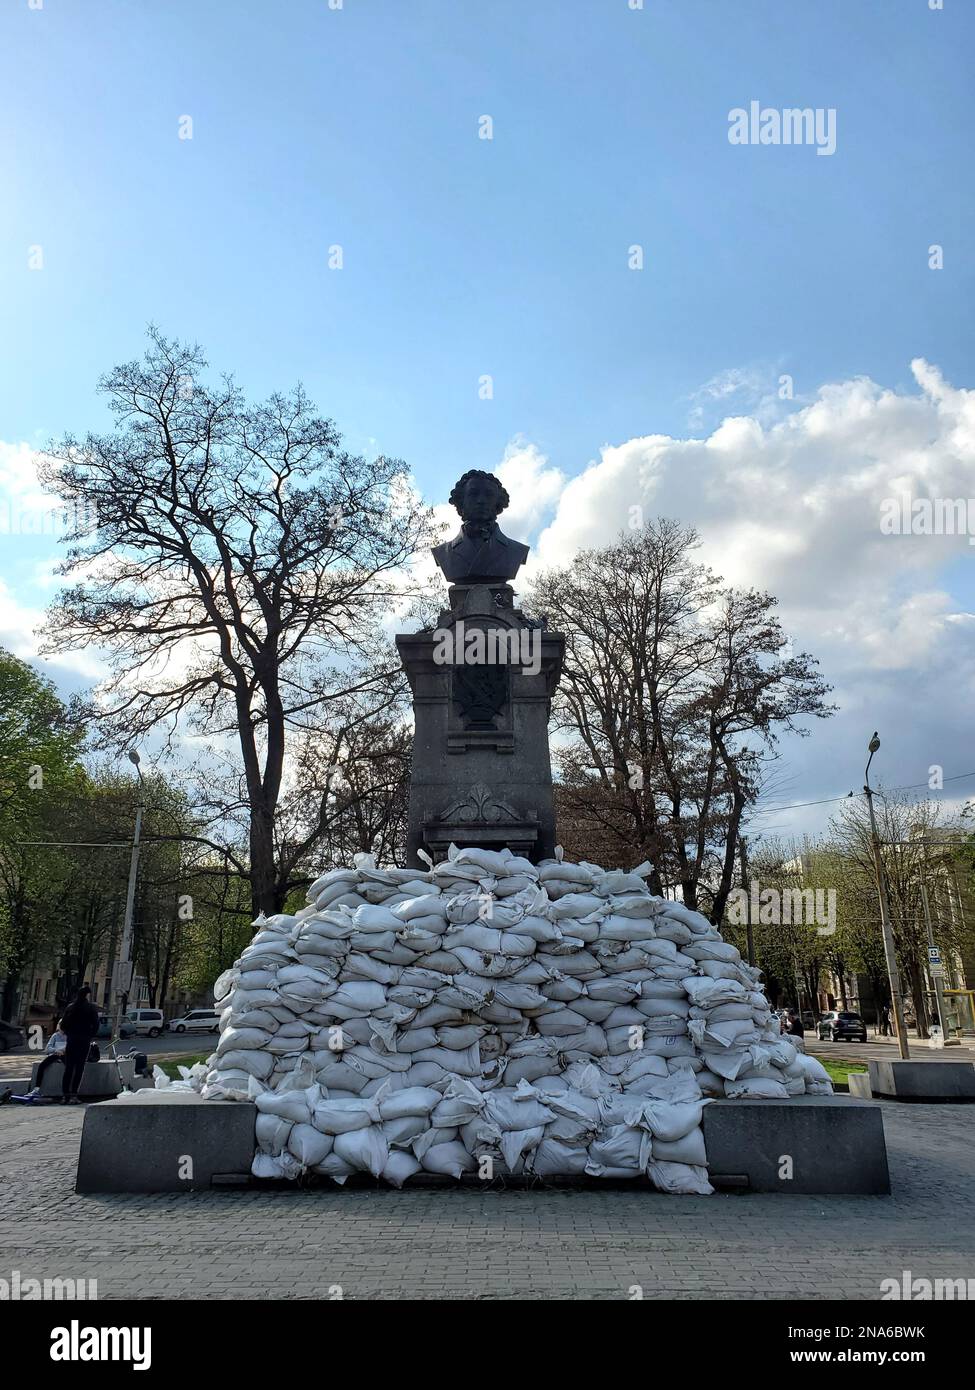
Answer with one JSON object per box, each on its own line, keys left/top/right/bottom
{"left": 448, "top": 470, "right": 509, "bottom": 529}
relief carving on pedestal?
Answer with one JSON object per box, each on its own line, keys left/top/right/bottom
{"left": 438, "top": 782, "right": 522, "bottom": 825}
{"left": 451, "top": 664, "right": 507, "bottom": 728}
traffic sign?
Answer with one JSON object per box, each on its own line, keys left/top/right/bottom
{"left": 928, "top": 947, "right": 942, "bottom": 966}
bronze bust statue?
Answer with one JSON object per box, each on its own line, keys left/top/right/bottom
{"left": 432, "top": 470, "right": 530, "bottom": 583}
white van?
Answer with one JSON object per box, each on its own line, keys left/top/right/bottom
{"left": 167, "top": 1008, "right": 221, "bottom": 1035}
{"left": 124, "top": 1008, "right": 165, "bottom": 1038}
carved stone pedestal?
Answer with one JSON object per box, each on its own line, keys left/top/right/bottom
{"left": 396, "top": 583, "right": 564, "bottom": 867}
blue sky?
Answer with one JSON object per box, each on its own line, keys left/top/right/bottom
{"left": 1, "top": 0, "right": 973, "bottom": 840}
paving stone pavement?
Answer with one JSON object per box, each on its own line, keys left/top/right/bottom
{"left": 1, "top": 1100, "right": 973, "bottom": 1300}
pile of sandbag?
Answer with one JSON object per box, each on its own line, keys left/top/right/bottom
{"left": 189, "top": 846, "right": 832, "bottom": 1193}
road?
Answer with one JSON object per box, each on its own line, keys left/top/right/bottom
{"left": 808, "top": 1036, "right": 975, "bottom": 1064}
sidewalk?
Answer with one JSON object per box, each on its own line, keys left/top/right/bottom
{"left": 2, "top": 1097, "right": 975, "bottom": 1299}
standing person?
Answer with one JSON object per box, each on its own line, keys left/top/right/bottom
{"left": 787, "top": 1011, "right": 805, "bottom": 1039}
{"left": 59, "top": 986, "right": 99, "bottom": 1104}
{"left": 879, "top": 1004, "right": 891, "bottom": 1037}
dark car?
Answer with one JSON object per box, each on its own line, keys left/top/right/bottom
{"left": 818, "top": 1010, "right": 868, "bottom": 1042}
{"left": 0, "top": 1020, "right": 26, "bottom": 1052}
{"left": 96, "top": 1012, "right": 134, "bottom": 1040}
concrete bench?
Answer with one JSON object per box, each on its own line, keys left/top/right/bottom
{"left": 852, "top": 1059, "right": 975, "bottom": 1102}
{"left": 701, "top": 1095, "right": 890, "bottom": 1193}
{"left": 76, "top": 1091, "right": 256, "bottom": 1193}
{"left": 31, "top": 1056, "right": 136, "bottom": 1098}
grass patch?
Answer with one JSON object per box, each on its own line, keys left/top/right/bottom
{"left": 819, "top": 1057, "right": 868, "bottom": 1090}
{"left": 155, "top": 1054, "right": 209, "bottom": 1078}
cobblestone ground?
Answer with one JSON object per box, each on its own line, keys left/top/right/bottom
{"left": 1, "top": 1101, "right": 973, "bottom": 1300}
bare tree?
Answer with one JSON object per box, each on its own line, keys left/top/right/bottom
{"left": 40, "top": 329, "right": 434, "bottom": 914}
{"left": 529, "top": 521, "right": 833, "bottom": 918}
{"left": 830, "top": 793, "right": 972, "bottom": 1038}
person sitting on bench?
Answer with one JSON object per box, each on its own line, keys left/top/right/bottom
{"left": 26, "top": 1022, "right": 68, "bottom": 1097}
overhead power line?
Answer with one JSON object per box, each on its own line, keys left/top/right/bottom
{"left": 749, "top": 770, "right": 975, "bottom": 817}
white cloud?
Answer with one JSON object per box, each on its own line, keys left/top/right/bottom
{"left": 496, "top": 440, "right": 566, "bottom": 535}
{"left": 0, "top": 443, "right": 107, "bottom": 682}
{"left": 503, "top": 360, "right": 975, "bottom": 835}
{"left": 0, "top": 575, "right": 104, "bottom": 680}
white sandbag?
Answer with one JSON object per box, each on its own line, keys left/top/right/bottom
{"left": 684, "top": 940, "right": 741, "bottom": 963}
{"left": 587, "top": 978, "right": 642, "bottom": 1004}
{"left": 217, "top": 1049, "right": 275, "bottom": 1080}
{"left": 530, "top": 1138, "right": 590, "bottom": 1175}
{"left": 381, "top": 1114, "right": 429, "bottom": 1146}
{"left": 352, "top": 904, "right": 404, "bottom": 932}
{"left": 451, "top": 846, "right": 519, "bottom": 876}
{"left": 315, "top": 1152, "right": 356, "bottom": 1181}
{"left": 252, "top": 1151, "right": 303, "bottom": 1180}
{"left": 657, "top": 901, "right": 713, "bottom": 933}
{"left": 642, "top": 1100, "right": 704, "bottom": 1142}
{"left": 311, "top": 1096, "right": 380, "bottom": 1135}
{"left": 651, "top": 1127, "right": 707, "bottom": 1166}
{"left": 216, "top": 1026, "right": 273, "bottom": 1053}
{"left": 288, "top": 1123, "right": 334, "bottom": 1167}
{"left": 648, "top": 1161, "right": 713, "bottom": 1195}
{"left": 255, "top": 1090, "right": 313, "bottom": 1124}
{"left": 533, "top": 1008, "right": 590, "bottom": 1036}
{"left": 503, "top": 1056, "right": 560, "bottom": 1086}
{"left": 587, "top": 1125, "right": 650, "bottom": 1173}
{"left": 483, "top": 1088, "right": 556, "bottom": 1131}
{"left": 696, "top": 1070, "right": 726, "bottom": 1097}
{"left": 378, "top": 1086, "right": 441, "bottom": 1120}
{"left": 213, "top": 967, "right": 240, "bottom": 1002}
{"left": 382, "top": 1150, "right": 422, "bottom": 1188}
{"left": 255, "top": 1113, "right": 293, "bottom": 1153}
{"left": 539, "top": 860, "right": 595, "bottom": 885}
{"left": 724, "top": 1077, "right": 790, "bottom": 1099}
{"left": 500, "top": 1124, "right": 546, "bottom": 1172}
{"left": 549, "top": 893, "right": 604, "bottom": 919}
{"left": 421, "top": 1141, "right": 476, "bottom": 1177}
{"left": 432, "top": 1092, "right": 485, "bottom": 1126}
{"left": 793, "top": 1053, "right": 832, "bottom": 1084}
{"left": 333, "top": 1125, "right": 388, "bottom": 1177}
{"left": 605, "top": 895, "right": 659, "bottom": 919}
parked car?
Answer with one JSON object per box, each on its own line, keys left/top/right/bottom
{"left": 167, "top": 1008, "right": 221, "bottom": 1035}
{"left": 123, "top": 1008, "right": 165, "bottom": 1038}
{"left": 96, "top": 1012, "right": 134, "bottom": 1040}
{"left": 0, "top": 1019, "right": 25, "bottom": 1052}
{"left": 818, "top": 1010, "right": 868, "bottom": 1042}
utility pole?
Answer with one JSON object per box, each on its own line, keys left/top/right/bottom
{"left": 864, "top": 733, "right": 910, "bottom": 1059}
{"left": 739, "top": 836, "right": 755, "bottom": 967}
{"left": 917, "top": 839, "right": 958, "bottom": 1045}
{"left": 919, "top": 877, "right": 950, "bottom": 1041}
{"left": 112, "top": 751, "right": 144, "bottom": 1044}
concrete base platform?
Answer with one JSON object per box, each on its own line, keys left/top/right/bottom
{"left": 856, "top": 1059, "right": 975, "bottom": 1102}
{"left": 76, "top": 1091, "right": 256, "bottom": 1193}
{"left": 701, "top": 1096, "right": 890, "bottom": 1193}
{"left": 74, "top": 1091, "right": 890, "bottom": 1197}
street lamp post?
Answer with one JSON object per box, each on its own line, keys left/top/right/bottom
{"left": 864, "top": 733, "right": 910, "bottom": 1060}
{"left": 111, "top": 751, "right": 144, "bottom": 1048}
